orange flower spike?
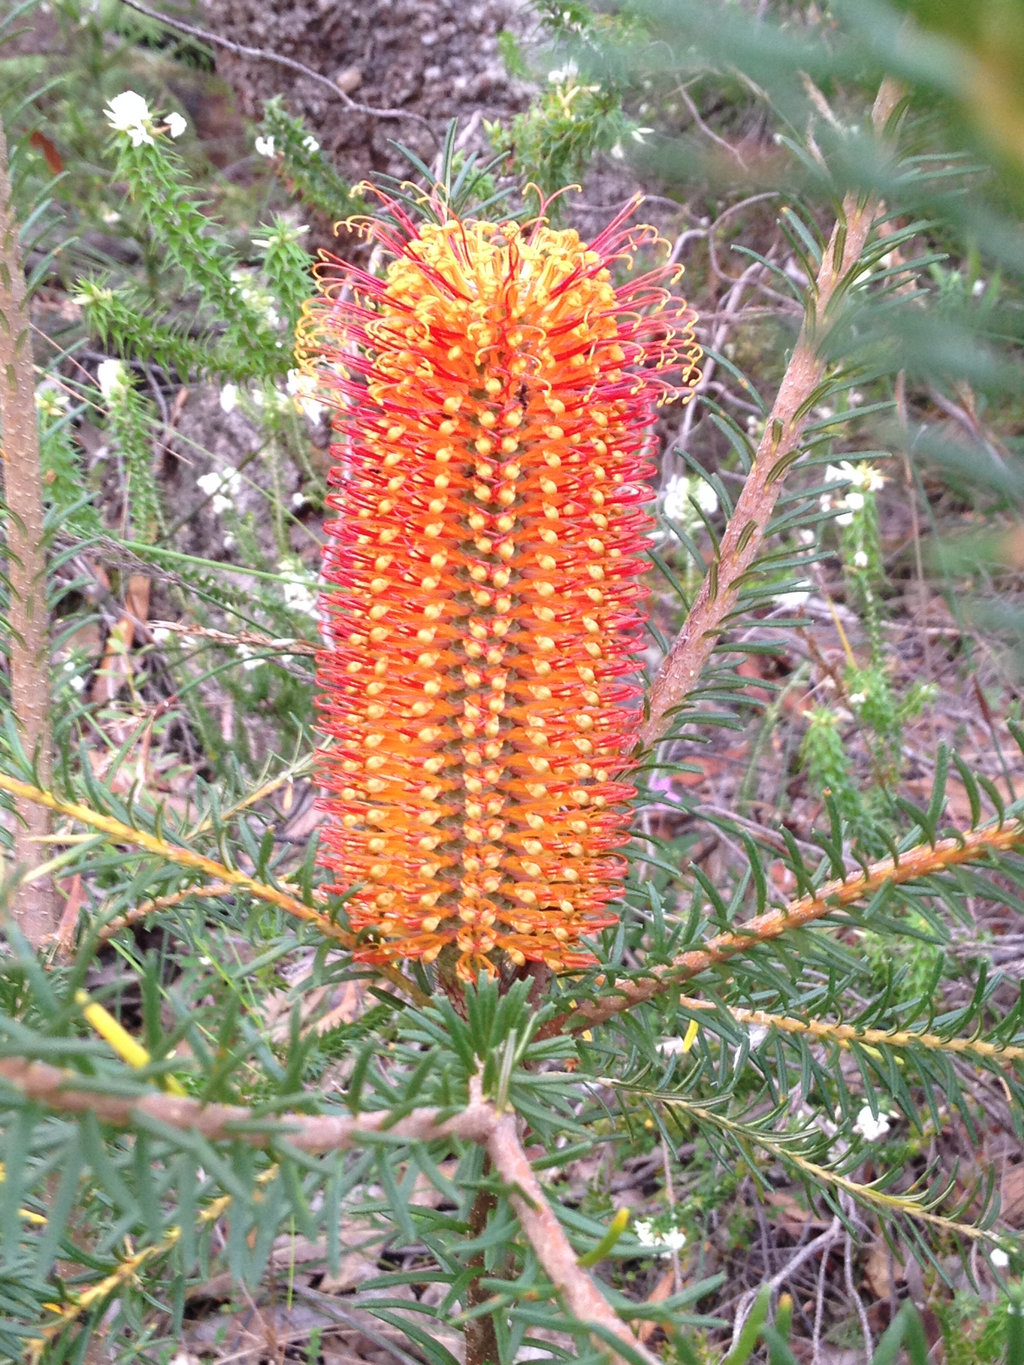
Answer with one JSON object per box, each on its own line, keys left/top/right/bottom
{"left": 297, "top": 196, "right": 701, "bottom": 984}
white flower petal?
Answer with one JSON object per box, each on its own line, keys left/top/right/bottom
{"left": 852, "top": 1106, "right": 890, "bottom": 1142}
{"left": 96, "top": 358, "right": 128, "bottom": 401}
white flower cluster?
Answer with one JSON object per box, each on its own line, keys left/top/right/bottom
{"left": 547, "top": 60, "right": 579, "bottom": 84}
{"left": 96, "top": 358, "right": 131, "bottom": 403}
{"left": 662, "top": 472, "right": 719, "bottom": 523}
{"left": 60, "top": 657, "right": 86, "bottom": 694}
{"left": 286, "top": 368, "right": 325, "bottom": 423}
{"left": 104, "top": 91, "right": 186, "bottom": 147}
{"left": 821, "top": 460, "right": 886, "bottom": 526}
{"left": 852, "top": 1105, "right": 890, "bottom": 1142}
{"left": 279, "top": 556, "right": 318, "bottom": 615}
{"left": 633, "top": 1219, "right": 687, "bottom": 1257}
{"left": 229, "top": 270, "right": 281, "bottom": 329}
{"left": 197, "top": 468, "right": 243, "bottom": 517}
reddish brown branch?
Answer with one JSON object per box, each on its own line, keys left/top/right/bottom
{"left": 546, "top": 819, "right": 1024, "bottom": 1036}
{"left": 465, "top": 1174, "right": 500, "bottom": 1365}
{"left": 0, "top": 118, "right": 57, "bottom": 945}
{"left": 641, "top": 77, "right": 904, "bottom": 749}
{"left": 0, "top": 1055, "right": 498, "bottom": 1150}
{"left": 487, "top": 1111, "right": 660, "bottom": 1365}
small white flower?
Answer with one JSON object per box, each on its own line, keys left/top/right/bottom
{"left": 853, "top": 550, "right": 869, "bottom": 568}
{"left": 844, "top": 490, "right": 865, "bottom": 512}
{"left": 634, "top": 1219, "right": 687, "bottom": 1256}
{"left": 630, "top": 126, "right": 654, "bottom": 144}
{"left": 104, "top": 90, "right": 154, "bottom": 147}
{"left": 229, "top": 268, "right": 281, "bottom": 328}
{"left": 848, "top": 691, "right": 867, "bottom": 706}
{"left": 279, "top": 556, "right": 318, "bottom": 615}
{"left": 253, "top": 221, "right": 310, "bottom": 251}
{"left": 301, "top": 135, "right": 320, "bottom": 153}
{"left": 548, "top": 60, "right": 579, "bottom": 84}
{"left": 829, "top": 459, "right": 886, "bottom": 493}
{"left": 286, "top": 368, "right": 325, "bottom": 423}
{"left": 824, "top": 462, "right": 849, "bottom": 488}
{"left": 609, "top": 143, "right": 625, "bottom": 161}
{"left": 164, "top": 111, "right": 187, "bottom": 139}
{"left": 219, "top": 384, "right": 239, "bottom": 414}
{"left": 151, "top": 626, "right": 172, "bottom": 644}
{"left": 96, "top": 358, "right": 129, "bottom": 401}
{"left": 101, "top": 207, "right": 121, "bottom": 225}
{"left": 991, "top": 1247, "right": 1010, "bottom": 1269}
{"left": 663, "top": 473, "right": 718, "bottom": 521}
{"left": 197, "top": 468, "right": 243, "bottom": 517}
{"left": 291, "top": 490, "right": 308, "bottom": 510}
{"left": 774, "top": 586, "right": 811, "bottom": 609}
{"left": 971, "top": 278, "right": 987, "bottom": 298}
{"left": 852, "top": 1106, "right": 890, "bottom": 1142}
{"left": 254, "top": 134, "right": 277, "bottom": 157}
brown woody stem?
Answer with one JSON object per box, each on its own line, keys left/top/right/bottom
{"left": 546, "top": 819, "right": 1024, "bottom": 1036}
{"left": 486, "top": 1112, "right": 661, "bottom": 1365}
{"left": 464, "top": 1174, "right": 500, "bottom": 1365}
{"left": 641, "top": 78, "right": 904, "bottom": 749}
{"left": 0, "top": 1055, "right": 498, "bottom": 1149}
{"left": 0, "top": 118, "right": 57, "bottom": 946}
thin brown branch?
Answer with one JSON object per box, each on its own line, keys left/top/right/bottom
{"left": 0, "top": 1055, "right": 497, "bottom": 1151}
{"left": 96, "top": 880, "right": 237, "bottom": 940}
{"left": 546, "top": 818, "right": 1024, "bottom": 1036}
{"left": 0, "top": 118, "right": 57, "bottom": 946}
{"left": 486, "top": 1112, "right": 660, "bottom": 1365}
{"left": 641, "top": 77, "right": 904, "bottom": 749}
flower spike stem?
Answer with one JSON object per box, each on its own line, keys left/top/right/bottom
{"left": 299, "top": 194, "right": 700, "bottom": 985}
{"left": 641, "top": 77, "right": 904, "bottom": 749}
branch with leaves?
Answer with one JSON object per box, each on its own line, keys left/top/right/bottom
{"left": 641, "top": 78, "right": 904, "bottom": 749}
